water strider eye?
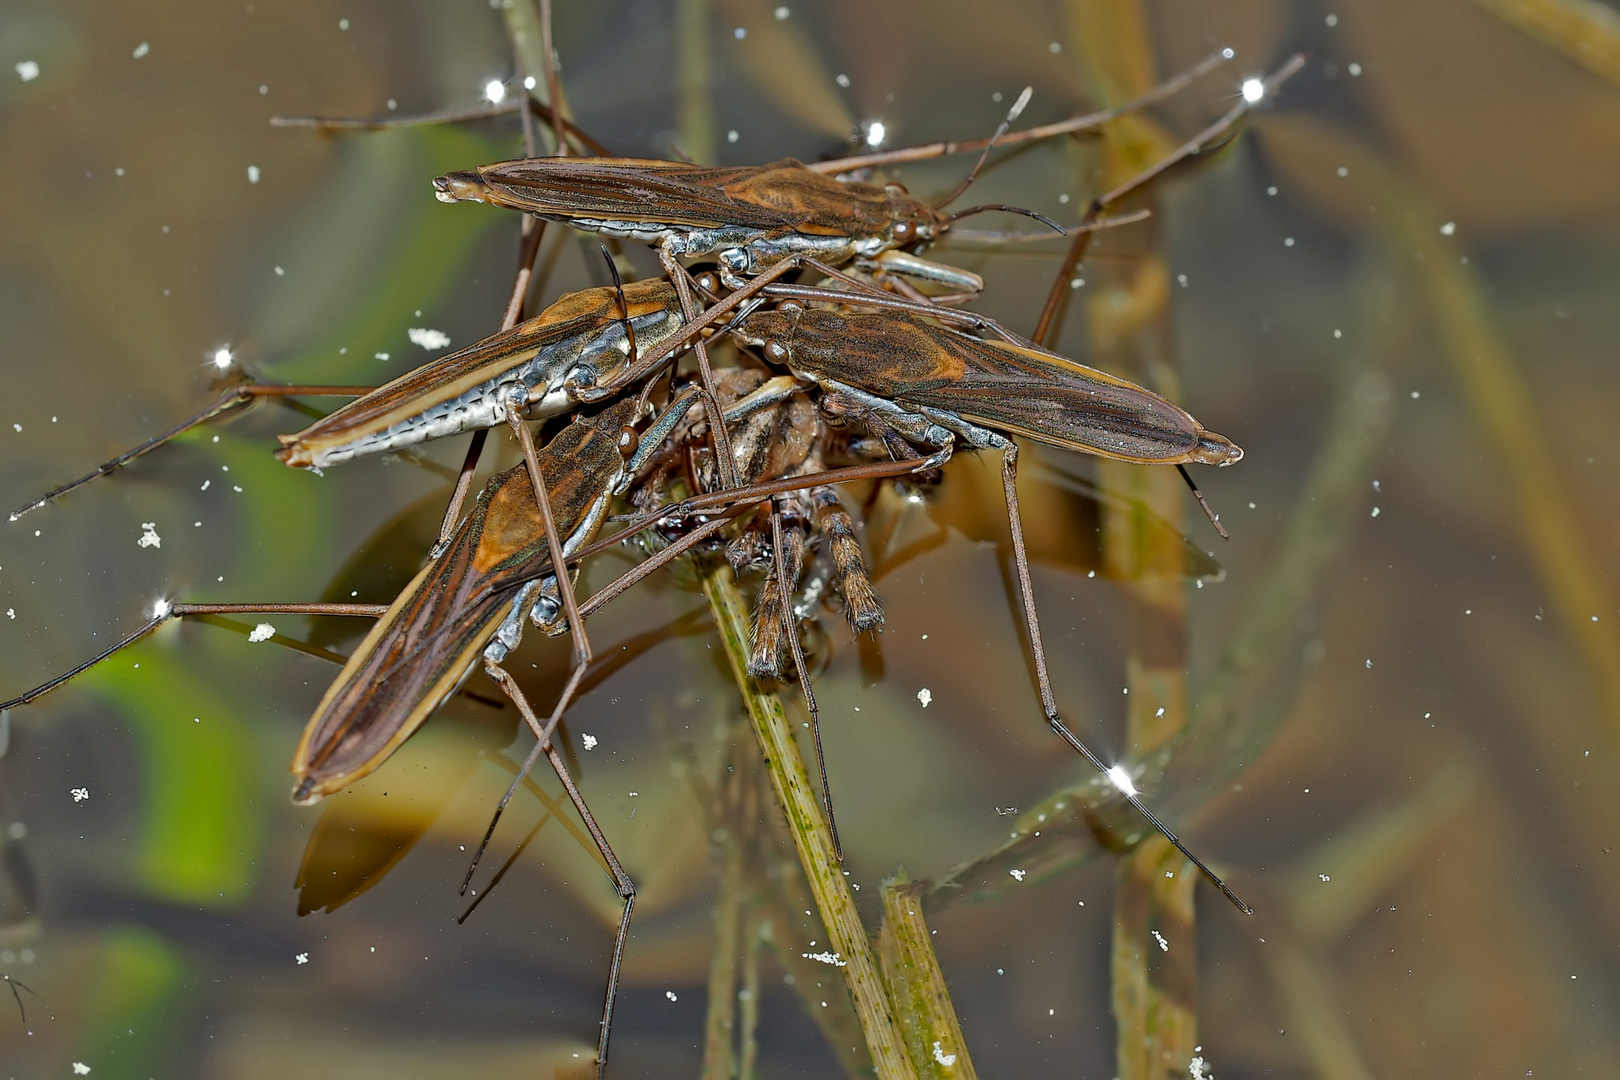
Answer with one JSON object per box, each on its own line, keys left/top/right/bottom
{"left": 694, "top": 270, "right": 721, "bottom": 294}
{"left": 764, "top": 339, "right": 790, "bottom": 363}
{"left": 778, "top": 299, "right": 804, "bottom": 314}
{"left": 617, "top": 426, "right": 639, "bottom": 458}
{"left": 892, "top": 220, "right": 915, "bottom": 242}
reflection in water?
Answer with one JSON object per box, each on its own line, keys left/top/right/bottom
{"left": 1, "top": 0, "right": 1618, "bottom": 1076}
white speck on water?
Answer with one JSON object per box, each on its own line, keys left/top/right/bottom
{"left": 1106, "top": 765, "right": 1138, "bottom": 798}
{"left": 274, "top": 266, "right": 284, "bottom": 275}
{"left": 1371, "top": 506, "right": 1381, "bottom": 517}
{"left": 1325, "top": 13, "right": 1339, "bottom": 25}
{"left": 665, "top": 990, "right": 678, "bottom": 1001}
{"left": 387, "top": 98, "right": 397, "bottom": 109}
{"left": 1319, "top": 873, "right": 1331, "bottom": 882}
{"left": 247, "top": 165, "right": 261, "bottom": 184}
{"left": 1267, "top": 185, "right": 1278, "bottom": 196}
{"left": 248, "top": 623, "right": 276, "bottom": 643}
{"left": 295, "top": 952, "right": 309, "bottom": 964}
{"left": 1156, "top": 707, "right": 1165, "bottom": 717}
{"left": 1365, "top": 658, "right": 1373, "bottom": 668}
{"left": 835, "top": 73, "right": 850, "bottom": 88}
{"left": 11, "top": 423, "right": 19, "bottom": 432}
{"left": 1049, "top": 41, "right": 1062, "bottom": 53}
{"left": 933, "top": 1041, "right": 958, "bottom": 1067}
{"left": 375, "top": 352, "right": 390, "bottom": 361}
{"left": 73, "top": 1064, "right": 91, "bottom": 1076}
{"left": 582, "top": 733, "right": 599, "bottom": 750}
{"left": 408, "top": 327, "right": 451, "bottom": 350}
{"left": 133, "top": 41, "right": 151, "bottom": 59}
{"left": 727, "top": 129, "right": 739, "bottom": 143}
{"left": 71, "top": 788, "right": 89, "bottom": 803}
{"left": 260, "top": 84, "right": 268, "bottom": 95}
{"left": 5, "top": 610, "right": 13, "bottom": 620}
{"left": 233, "top": 485, "right": 243, "bottom": 493}
{"left": 1178, "top": 273, "right": 1188, "bottom": 287}
{"left": 1059, "top": 193, "right": 1070, "bottom": 204}
{"left": 917, "top": 687, "right": 932, "bottom": 708}
{"left": 16, "top": 61, "right": 40, "bottom": 82}
{"left": 775, "top": 6, "right": 790, "bottom": 18}
{"left": 484, "top": 79, "right": 506, "bottom": 104}
{"left": 802, "top": 951, "right": 846, "bottom": 967}
{"left": 1009, "top": 868, "right": 1026, "bottom": 881}
{"left": 116, "top": 167, "right": 125, "bottom": 176}
{"left": 1241, "top": 78, "right": 1265, "bottom": 103}
{"left": 1152, "top": 930, "right": 1169, "bottom": 951}
{"left": 1334, "top": 328, "right": 1343, "bottom": 338}
{"left": 1337, "top": 166, "right": 1349, "bottom": 177}
{"left": 733, "top": 26, "right": 746, "bottom": 39}
{"left": 138, "top": 522, "right": 162, "bottom": 549}
{"left": 1190, "top": 1054, "right": 1215, "bottom": 1080}
{"left": 338, "top": 18, "right": 350, "bottom": 30}
{"left": 1348, "top": 62, "right": 1363, "bottom": 76}
{"left": 213, "top": 346, "right": 233, "bottom": 370}
{"left": 1284, "top": 237, "right": 1296, "bottom": 247}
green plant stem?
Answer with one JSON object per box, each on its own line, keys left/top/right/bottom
{"left": 699, "top": 559, "right": 918, "bottom": 1079}
{"left": 876, "top": 871, "right": 979, "bottom": 1079}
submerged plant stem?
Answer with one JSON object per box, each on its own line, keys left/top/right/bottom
{"left": 699, "top": 558, "right": 918, "bottom": 1080}
{"left": 876, "top": 871, "right": 979, "bottom": 1079}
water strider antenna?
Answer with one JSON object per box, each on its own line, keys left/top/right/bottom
{"left": 933, "top": 85, "right": 1033, "bottom": 210}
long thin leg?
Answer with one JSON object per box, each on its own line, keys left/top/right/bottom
{"left": 506, "top": 414, "right": 589, "bottom": 682}
{"left": 484, "top": 660, "right": 633, "bottom": 1079}
{"left": 462, "top": 509, "right": 742, "bottom": 891}
{"left": 1033, "top": 53, "right": 1307, "bottom": 346}
{"left": 458, "top": 412, "right": 612, "bottom": 895}
{"left": 806, "top": 47, "right": 1236, "bottom": 175}
{"left": 998, "top": 442, "right": 1250, "bottom": 913}
{"left": 270, "top": 96, "right": 615, "bottom": 156}
{"left": 1176, "top": 463, "right": 1228, "bottom": 539}
{"left": 0, "top": 602, "right": 383, "bottom": 711}
{"left": 771, "top": 503, "right": 841, "bottom": 861}
{"left": 10, "top": 383, "right": 372, "bottom": 521}
{"left": 658, "top": 247, "right": 737, "bottom": 491}
{"left": 433, "top": 202, "right": 550, "bottom": 551}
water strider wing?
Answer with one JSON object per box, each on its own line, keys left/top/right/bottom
{"left": 277, "top": 281, "right": 679, "bottom": 468}
{"left": 757, "top": 309, "right": 1240, "bottom": 466}
{"left": 442, "top": 157, "right": 794, "bottom": 231}
{"left": 903, "top": 333, "right": 1242, "bottom": 465}
{"left": 290, "top": 403, "right": 634, "bottom": 803}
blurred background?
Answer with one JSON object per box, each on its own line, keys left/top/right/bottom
{"left": 1, "top": 0, "right": 1617, "bottom": 1076}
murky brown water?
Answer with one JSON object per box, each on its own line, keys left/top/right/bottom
{"left": 3, "top": 1, "right": 1618, "bottom": 1076}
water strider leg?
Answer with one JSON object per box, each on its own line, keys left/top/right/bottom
{"left": 1033, "top": 53, "right": 1306, "bottom": 346}
{"left": 9, "top": 383, "right": 373, "bottom": 522}
{"left": 997, "top": 441, "right": 1250, "bottom": 914}
{"left": 482, "top": 659, "right": 633, "bottom": 1080}
{"left": 770, "top": 502, "right": 842, "bottom": 861}
{"left": 0, "top": 602, "right": 385, "bottom": 712}
{"left": 269, "top": 97, "right": 613, "bottom": 156}
{"left": 505, "top": 409, "right": 593, "bottom": 723}
{"left": 431, "top": 203, "right": 550, "bottom": 554}
{"left": 658, "top": 247, "right": 738, "bottom": 492}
